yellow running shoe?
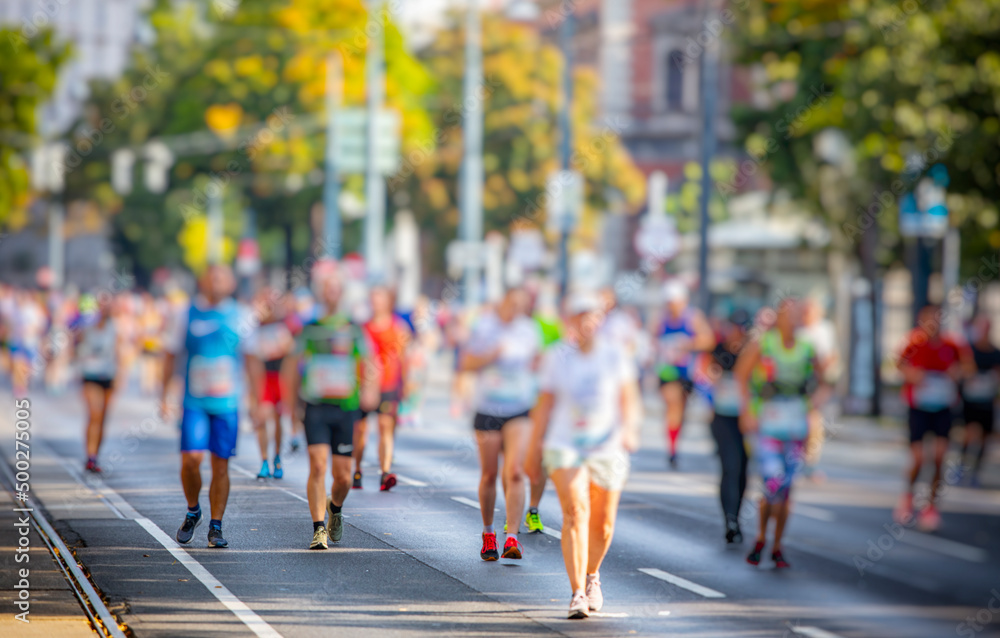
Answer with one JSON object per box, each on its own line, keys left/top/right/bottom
{"left": 525, "top": 508, "right": 544, "bottom": 533}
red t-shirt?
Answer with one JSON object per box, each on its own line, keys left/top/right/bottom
{"left": 364, "top": 316, "right": 411, "bottom": 392}
{"left": 898, "top": 330, "right": 969, "bottom": 407}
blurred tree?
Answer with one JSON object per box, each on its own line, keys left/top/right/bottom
{"left": 395, "top": 12, "right": 646, "bottom": 274}
{"left": 0, "top": 28, "right": 70, "bottom": 227}
{"left": 730, "top": 0, "right": 1000, "bottom": 274}
{"left": 64, "top": 0, "right": 431, "bottom": 282}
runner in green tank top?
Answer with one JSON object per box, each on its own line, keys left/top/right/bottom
{"left": 735, "top": 298, "right": 827, "bottom": 569}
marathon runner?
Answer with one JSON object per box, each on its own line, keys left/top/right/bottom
{"left": 353, "top": 285, "right": 411, "bottom": 491}
{"left": 526, "top": 291, "right": 640, "bottom": 618}
{"left": 960, "top": 313, "right": 1000, "bottom": 486}
{"left": 280, "top": 271, "right": 379, "bottom": 550}
{"left": 248, "top": 286, "right": 299, "bottom": 480}
{"left": 695, "top": 310, "right": 749, "bottom": 544}
{"left": 895, "top": 304, "right": 974, "bottom": 530}
{"left": 736, "top": 298, "right": 826, "bottom": 568}
{"left": 654, "top": 280, "right": 714, "bottom": 469}
{"left": 461, "top": 287, "right": 540, "bottom": 561}
{"left": 163, "top": 264, "right": 254, "bottom": 549}
{"left": 75, "top": 294, "right": 121, "bottom": 473}
{"left": 10, "top": 289, "right": 47, "bottom": 399}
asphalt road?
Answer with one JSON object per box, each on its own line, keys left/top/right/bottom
{"left": 3, "top": 362, "right": 1000, "bottom": 638}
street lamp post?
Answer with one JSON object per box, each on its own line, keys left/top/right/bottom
{"left": 558, "top": 9, "right": 574, "bottom": 299}
{"left": 364, "top": 0, "right": 386, "bottom": 279}
{"left": 324, "top": 53, "right": 343, "bottom": 260}
{"left": 461, "top": 0, "right": 484, "bottom": 306}
{"left": 696, "top": 12, "right": 718, "bottom": 313}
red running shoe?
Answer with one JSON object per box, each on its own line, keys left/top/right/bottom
{"left": 771, "top": 548, "right": 791, "bottom": 569}
{"left": 380, "top": 473, "right": 397, "bottom": 492}
{"left": 746, "top": 540, "right": 766, "bottom": 566}
{"left": 501, "top": 536, "right": 523, "bottom": 560}
{"left": 480, "top": 532, "right": 499, "bottom": 561}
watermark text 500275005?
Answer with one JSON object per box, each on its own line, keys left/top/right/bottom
{"left": 12, "top": 398, "right": 33, "bottom": 623}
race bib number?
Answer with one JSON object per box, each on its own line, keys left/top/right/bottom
{"left": 714, "top": 373, "right": 742, "bottom": 417}
{"left": 256, "top": 324, "right": 291, "bottom": 362}
{"left": 482, "top": 367, "right": 530, "bottom": 404}
{"left": 914, "top": 372, "right": 956, "bottom": 411}
{"left": 964, "top": 372, "right": 998, "bottom": 403}
{"left": 759, "top": 397, "right": 809, "bottom": 441}
{"left": 306, "top": 354, "right": 356, "bottom": 400}
{"left": 189, "top": 355, "right": 236, "bottom": 398}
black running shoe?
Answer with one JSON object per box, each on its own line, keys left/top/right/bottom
{"left": 725, "top": 518, "right": 743, "bottom": 544}
{"left": 207, "top": 525, "right": 229, "bottom": 548}
{"left": 352, "top": 471, "right": 363, "bottom": 489}
{"left": 176, "top": 511, "right": 202, "bottom": 544}
{"left": 668, "top": 453, "right": 678, "bottom": 469}
{"left": 746, "top": 540, "right": 765, "bottom": 566}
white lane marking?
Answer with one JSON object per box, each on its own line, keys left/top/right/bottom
{"left": 657, "top": 610, "right": 672, "bottom": 616}
{"left": 37, "top": 443, "right": 285, "bottom": 638}
{"left": 898, "top": 530, "right": 988, "bottom": 563}
{"left": 796, "top": 505, "right": 836, "bottom": 522}
{"left": 232, "top": 464, "right": 258, "bottom": 479}
{"left": 452, "top": 496, "right": 486, "bottom": 510}
{"left": 638, "top": 568, "right": 726, "bottom": 599}
{"left": 58, "top": 457, "right": 129, "bottom": 520}
{"left": 591, "top": 611, "right": 629, "bottom": 618}
{"left": 135, "top": 518, "right": 283, "bottom": 638}
{"left": 541, "top": 526, "right": 562, "bottom": 540}
{"left": 789, "top": 626, "right": 844, "bottom": 638}
{"left": 395, "top": 474, "right": 428, "bottom": 487}
{"left": 280, "top": 488, "right": 309, "bottom": 504}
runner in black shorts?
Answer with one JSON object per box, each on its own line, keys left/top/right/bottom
{"left": 960, "top": 314, "right": 1000, "bottom": 486}
{"left": 281, "top": 270, "right": 378, "bottom": 550}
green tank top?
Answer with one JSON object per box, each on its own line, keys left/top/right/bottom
{"left": 297, "top": 313, "right": 367, "bottom": 409}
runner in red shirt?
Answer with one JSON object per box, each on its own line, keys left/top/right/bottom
{"left": 895, "top": 304, "right": 974, "bottom": 531}
{"left": 353, "top": 286, "right": 412, "bottom": 491}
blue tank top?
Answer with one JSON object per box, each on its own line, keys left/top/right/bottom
{"left": 657, "top": 309, "right": 695, "bottom": 380}
{"left": 182, "top": 299, "right": 243, "bottom": 413}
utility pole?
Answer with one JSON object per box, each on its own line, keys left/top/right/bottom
{"left": 461, "top": 0, "right": 484, "bottom": 306}
{"left": 558, "top": 9, "right": 574, "bottom": 299}
{"left": 696, "top": 11, "right": 718, "bottom": 313}
{"left": 324, "top": 53, "right": 343, "bottom": 259}
{"left": 364, "top": 0, "right": 386, "bottom": 279}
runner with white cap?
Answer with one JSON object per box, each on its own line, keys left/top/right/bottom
{"left": 654, "top": 280, "right": 714, "bottom": 468}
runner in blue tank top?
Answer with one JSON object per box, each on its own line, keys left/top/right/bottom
{"left": 655, "top": 280, "right": 714, "bottom": 469}
{"left": 162, "top": 265, "right": 257, "bottom": 549}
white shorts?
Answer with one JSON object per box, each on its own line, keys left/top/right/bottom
{"left": 542, "top": 448, "right": 630, "bottom": 492}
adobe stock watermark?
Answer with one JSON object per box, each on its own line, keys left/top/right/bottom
{"left": 873, "top": 0, "right": 925, "bottom": 40}
{"left": 956, "top": 589, "right": 1000, "bottom": 637}
{"left": 7, "top": 0, "right": 70, "bottom": 53}
{"left": 671, "top": 0, "right": 752, "bottom": 69}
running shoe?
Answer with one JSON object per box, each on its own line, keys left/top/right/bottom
{"left": 327, "top": 501, "right": 344, "bottom": 543}
{"left": 310, "top": 525, "right": 329, "bottom": 550}
{"left": 256, "top": 460, "right": 271, "bottom": 480}
{"left": 176, "top": 510, "right": 202, "bottom": 544}
{"left": 85, "top": 459, "right": 102, "bottom": 474}
{"left": 771, "top": 549, "right": 791, "bottom": 569}
{"left": 568, "top": 591, "right": 590, "bottom": 619}
{"left": 668, "top": 453, "right": 678, "bottom": 470}
{"left": 207, "top": 525, "right": 228, "bottom": 548}
{"left": 501, "top": 536, "right": 523, "bottom": 560}
{"left": 525, "top": 508, "right": 544, "bottom": 533}
{"left": 272, "top": 456, "right": 283, "bottom": 480}
{"left": 725, "top": 518, "right": 743, "bottom": 545}
{"left": 917, "top": 504, "right": 941, "bottom": 532}
{"left": 586, "top": 573, "right": 603, "bottom": 611}
{"left": 893, "top": 493, "right": 914, "bottom": 525}
{"left": 290, "top": 437, "right": 301, "bottom": 453}
{"left": 480, "top": 532, "right": 499, "bottom": 561}
{"left": 380, "top": 472, "right": 397, "bottom": 492}
{"left": 352, "top": 471, "right": 363, "bottom": 489}
{"left": 746, "top": 540, "right": 765, "bottom": 566}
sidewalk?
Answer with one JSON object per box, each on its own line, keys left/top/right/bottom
{"left": 0, "top": 485, "right": 96, "bottom": 637}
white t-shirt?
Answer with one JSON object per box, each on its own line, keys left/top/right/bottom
{"left": 13, "top": 302, "right": 45, "bottom": 349}
{"left": 466, "top": 313, "right": 541, "bottom": 416}
{"left": 539, "top": 338, "right": 636, "bottom": 458}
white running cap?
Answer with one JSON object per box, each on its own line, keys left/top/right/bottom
{"left": 663, "top": 280, "right": 689, "bottom": 303}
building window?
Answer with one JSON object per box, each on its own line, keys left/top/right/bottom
{"left": 666, "top": 49, "right": 685, "bottom": 111}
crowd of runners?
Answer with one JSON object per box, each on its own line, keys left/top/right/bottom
{"left": 0, "top": 262, "right": 997, "bottom": 619}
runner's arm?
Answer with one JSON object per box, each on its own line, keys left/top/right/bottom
{"left": 733, "top": 340, "right": 760, "bottom": 433}
{"left": 690, "top": 310, "right": 717, "bottom": 352}
{"left": 525, "top": 391, "right": 554, "bottom": 483}
{"left": 279, "top": 353, "right": 300, "bottom": 418}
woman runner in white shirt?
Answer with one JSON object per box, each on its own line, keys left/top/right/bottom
{"left": 526, "top": 291, "right": 640, "bottom": 619}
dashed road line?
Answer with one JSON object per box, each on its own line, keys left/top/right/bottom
{"left": 638, "top": 567, "right": 726, "bottom": 599}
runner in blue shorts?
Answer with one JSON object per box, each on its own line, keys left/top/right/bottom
{"left": 162, "top": 264, "right": 257, "bottom": 549}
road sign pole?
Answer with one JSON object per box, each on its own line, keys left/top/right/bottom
{"left": 696, "top": 11, "right": 718, "bottom": 313}
{"left": 461, "top": 0, "right": 484, "bottom": 306}
{"left": 364, "top": 0, "right": 386, "bottom": 279}
{"left": 324, "top": 53, "right": 343, "bottom": 259}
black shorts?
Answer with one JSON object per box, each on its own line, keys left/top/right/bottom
{"left": 659, "top": 378, "right": 694, "bottom": 394}
{"left": 359, "top": 390, "right": 401, "bottom": 420}
{"left": 908, "top": 408, "right": 952, "bottom": 443}
{"left": 83, "top": 377, "right": 114, "bottom": 391}
{"left": 963, "top": 402, "right": 995, "bottom": 434}
{"left": 303, "top": 403, "right": 359, "bottom": 455}
{"left": 473, "top": 409, "right": 531, "bottom": 432}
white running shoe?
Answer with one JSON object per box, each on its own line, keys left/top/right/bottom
{"left": 586, "top": 573, "right": 603, "bottom": 611}
{"left": 568, "top": 590, "right": 590, "bottom": 619}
